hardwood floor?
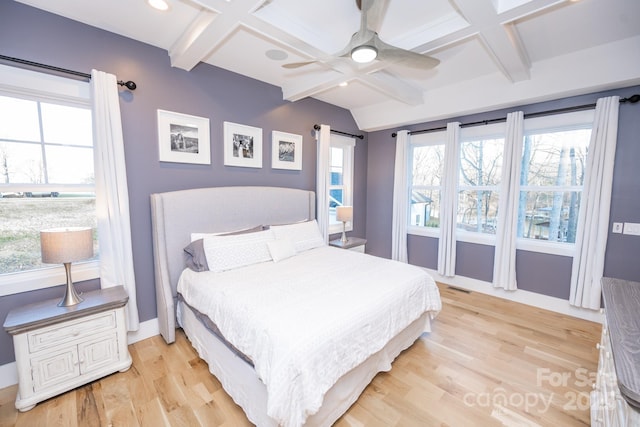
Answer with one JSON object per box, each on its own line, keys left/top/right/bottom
{"left": 0, "top": 283, "right": 601, "bottom": 426}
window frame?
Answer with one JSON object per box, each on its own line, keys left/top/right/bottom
{"left": 455, "top": 122, "right": 506, "bottom": 245}
{"left": 516, "top": 109, "right": 594, "bottom": 256}
{"left": 0, "top": 65, "right": 99, "bottom": 296}
{"left": 406, "top": 109, "right": 595, "bottom": 257}
{"left": 407, "top": 130, "right": 446, "bottom": 239}
{"left": 328, "top": 134, "right": 355, "bottom": 235}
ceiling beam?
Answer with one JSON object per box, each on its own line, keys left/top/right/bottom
{"left": 450, "top": 0, "right": 531, "bottom": 82}
{"left": 169, "top": 0, "right": 268, "bottom": 71}
{"left": 282, "top": 61, "right": 423, "bottom": 105}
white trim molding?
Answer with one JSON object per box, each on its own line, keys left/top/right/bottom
{"left": 425, "top": 268, "right": 604, "bottom": 324}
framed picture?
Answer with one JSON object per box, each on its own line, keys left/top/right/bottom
{"left": 223, "top": 121, "right": 262, "bottom": 168}
{"left": 157, "top": 110, "right": 210, "bottom": 165}
{"left": 271, "top": 131, "right": 303, "bottom": 170}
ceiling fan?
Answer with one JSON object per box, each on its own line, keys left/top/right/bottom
{"left": 282, "top": 0, "right": 439, "bottom": 70}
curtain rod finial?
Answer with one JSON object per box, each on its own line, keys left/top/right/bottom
{"left": 118, "top": 80, "right": 137, "bottom": 90}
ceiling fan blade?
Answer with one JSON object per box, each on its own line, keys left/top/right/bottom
{"left": 373, "top": 35, "right": 440, "bottom": 69}
{"left": 281, "top": 61, "right": 318, "bottom": 69}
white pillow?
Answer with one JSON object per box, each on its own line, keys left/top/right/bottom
{"left": 267, "top": 239, "right": 297, "bottom": 262}
{"left": 271, "top": 220, "right": 325, "bottom": 253}
{"left": 202, "top": 228, "right": 275, "bottom": 272}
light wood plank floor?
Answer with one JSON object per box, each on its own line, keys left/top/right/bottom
{"left": 0, "top": 283, "right": 601, "bottom": 426}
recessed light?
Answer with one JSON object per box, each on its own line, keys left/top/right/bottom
{"left": 339, "top": 82, "right": 348, "bottom": 87}
{"left": 265, "top": 49, "right": 288, "bottom": 61}
{"left": 148, "top": 0, "right": 169, "bottom": 11}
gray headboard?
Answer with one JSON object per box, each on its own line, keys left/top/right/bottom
{"left": 150, "top": 186, "right": 316, "bottom": 344}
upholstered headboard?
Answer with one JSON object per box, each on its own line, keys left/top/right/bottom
{"left": 150, "top": 186, "right": 316, "bottom": 344}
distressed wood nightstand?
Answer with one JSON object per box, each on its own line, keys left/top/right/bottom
{"left": 3, "top": 286, "right": 132, "bottom": 411}
{"left": 329, "top": 237, "right": 367, "bottom": 253}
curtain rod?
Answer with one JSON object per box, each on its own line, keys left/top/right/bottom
{"left": 391, "top": 94, "right": 640, "bottom": 137}
{"left": 0, "top": 54, "right": 137, "bottom": 90}
{"left": 313, "top": 124, "right": 364, "bottom": 140}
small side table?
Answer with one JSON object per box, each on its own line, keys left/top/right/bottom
{"left": 3, "top": 286, "right": 132, "bottom": 411}
{"left": 329, "top": 236, "right": 367, "bottom": 253}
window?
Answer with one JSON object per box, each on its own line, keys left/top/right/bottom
{"left": 328, "top": 134, "right": 355, "bottom": 234}
{"left": 0, "top": 65, "right": 97, "bottom": 295}
{"left": 518, "top": 111, "right": 593, "bottom": 247}
{"left": 406, "top": 109, "right": 594, "bottom": 256}
{"left": 408, "top": 131, "right": 445, "bottom": 234}
{"left": 457, "top": 124, "right": 505, "bottom": 238}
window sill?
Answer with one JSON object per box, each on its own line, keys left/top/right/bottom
{"left": 0, "top": 260, "right": 100, "bottom": 297}
{"left": 406, "top": 227, "right": 574, "bottom": 257}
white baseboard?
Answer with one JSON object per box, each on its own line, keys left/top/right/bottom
{"left": 0, "top": 317, "right": 160, "bottom": 390}
{"left": 425, "top": 268, "right": 604, "bottom": 324}
{"left": 0, "top": 362, "right": 17, "bottom": 391}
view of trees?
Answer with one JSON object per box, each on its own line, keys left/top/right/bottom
{"left": 458, "top": 138, "right": 503, "bottom": 233}
{"left": 410, "top": 143, "right": 444, "bottom": 227}
{"left": 410, "top": 127, "right": 591, "bottom": 244}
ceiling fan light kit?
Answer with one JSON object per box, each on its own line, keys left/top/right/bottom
{"left": 351, "top": 45, "right": 377, "bottom": 63}
{"left": 282, "top": 0, "right": 439, "bottom": 71}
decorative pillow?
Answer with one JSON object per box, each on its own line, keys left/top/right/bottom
{"left": 267, "top": 239, "right": 297, "bottom": 263}
{"left": 202, "top": 228, "right": 275, "bottom": 272}
{"left": 185, "top": 225, "right": 270, "bottom": 271}
{"left": 271, "top": 220, "right": 325, "bottom": 253}
{"left": 183, "top": 239, "right": 209, "bottom": 272}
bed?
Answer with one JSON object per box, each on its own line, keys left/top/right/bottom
{"left": 150, "top": 186, "right": 441, "bottom": 427}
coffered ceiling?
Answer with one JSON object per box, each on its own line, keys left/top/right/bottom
{"left": 16, "top": 0, "right": 640, "bottom": 131}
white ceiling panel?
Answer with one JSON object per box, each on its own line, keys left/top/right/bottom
{"left": 15, "top": 0, "right": 640, "bottom": 131}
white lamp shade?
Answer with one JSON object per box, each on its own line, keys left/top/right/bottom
{"left": 41, "top": 227, "right": 94, "bottom": 264}
{"left": 336, "top": 206, "right": 353, "bottom": 222}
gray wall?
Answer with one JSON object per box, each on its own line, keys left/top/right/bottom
{"left": 366, "top": 86, "right": 640, "bottom": 299}
{"left": 0, "top": 2, "right": 366, "bottom": 365}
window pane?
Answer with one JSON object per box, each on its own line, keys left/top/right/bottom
{"left": 522, "top": 131, "right": 590, "bottom": 186}
{"left": 330, "top": 147, "right": 344, "bottom": 186}
{"left": 410, "top": 189, "right": 440, "bottom": 227}
{"left": 517, "top": 190, "right": 581, "bottom": 243}
{"left": 412, "top": 145, "right": 444, "bottom": 186}
{"left": 457, "top": 190, "right": 498, "bottom": 234}
{"left": 0, "top": 96, "right": 40, "bottom": 142}
{"left": 41, "top": 103, "right": 93, "bottom": 146}
{"left": 0, "top": 141, "right": 43, "bottom": 184}
{"left": 0, "top": 194, "right": 98, "bottom": 274}
{"left": 459, "top": 138, "right": 503, "bottom": 187}
{"left": 45, "top": 146, "right": 94, "bottom": 184}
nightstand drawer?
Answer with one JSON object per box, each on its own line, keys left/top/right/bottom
{"left": 28, "top": 311, "right": 116, "bottom": 353}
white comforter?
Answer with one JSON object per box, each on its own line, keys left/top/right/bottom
{"left": 177, "top": 246, "right": 441, "bottom": 427}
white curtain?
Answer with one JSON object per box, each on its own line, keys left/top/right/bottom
{"left": 493, "top": 111, "right": 524, "bottom": 290}
{"left": 438, "top": 122, "right": 460, "bottom": 277}
{"left": 91, "top": 70, "right": 139, "bottom": 331}
{"left": 316, "top": 124, "right": 331, "bottom": 243}
{"left": 391, "top": 130, "right": 410, "bottom": 262}
{"left": 569, "top": 96, "right": 620, "bottom": 310}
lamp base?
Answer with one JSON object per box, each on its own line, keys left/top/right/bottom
{"left": 341, "top": 221, "right": 348, "bottom": 244}
{"left": 58, "top": 262, "right": 83, "bottom": 307}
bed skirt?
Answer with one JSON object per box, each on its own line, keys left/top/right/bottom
{"left": 177, "top": 300, "right": 432, "bottom": 427}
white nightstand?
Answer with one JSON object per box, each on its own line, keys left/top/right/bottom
{"left": 3, "top": 286, "right": 132, "bottom": 412}
{"left": 329, "top": 237, "right": 367, "bottom": 253}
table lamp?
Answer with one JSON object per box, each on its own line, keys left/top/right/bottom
{"left": 336, "top": 206, "right": 353, "bottom": 244}
{"left": 41, "top": 227, "right": 94, "bottom": 307}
